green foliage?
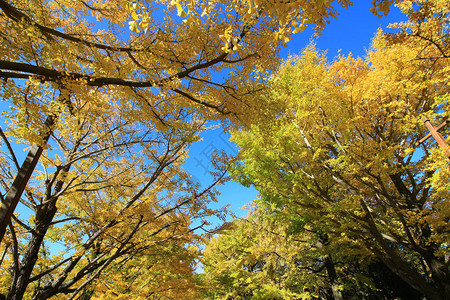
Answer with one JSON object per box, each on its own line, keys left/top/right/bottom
{"left": 222, "top": 1, "right": 450, "bottom": 298}
{"left": 202, "top": 205, "right": 425, "bottom": 299}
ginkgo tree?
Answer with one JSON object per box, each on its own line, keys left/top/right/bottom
{"left": 227, "top": 0, "right": 450, "bottom": 299}
{"left": 0, "top": 80, "right": 228, "bottom": 299}
{"left": 0, "top": 0, "right": 400, "bottom": 298}
{"left": 0, "top": 0, "right": 395, "bottom": 241}
{"left": 202, "top": 204, "right": 423, "bottom": 299}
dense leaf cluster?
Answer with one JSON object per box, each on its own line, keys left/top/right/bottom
{"left": 203, "top": 1, "right": 450, "bottom": 298}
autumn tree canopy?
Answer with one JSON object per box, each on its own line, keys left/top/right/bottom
{"left": 0, "top": 0, "right": 415, "bottom": 298}
{"left": 0, "top": 79, "right": 230, "bottom": 298}
{"left": 0, "top": 0, "right": 364, "bottom": 121}
{"left": 205, "top": 1, "right": 450, "bottom": 299}
{"left": 203, "top": 205, "right": 424, "bottom": 299}
{"left": 0, "top": 0, "right": 395, "bottom": 233}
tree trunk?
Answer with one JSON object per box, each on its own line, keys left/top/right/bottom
{"left": 324, "top": 255, "right": 343, "bottom": 300}
{"left": 361, "top": 206, "right": 442, "bottom": 299}
{"left": 9, "top": 202, "right": 57, "bottom": 300}
{"left": 424, "top": 254, "right": 450, "bottom": 298}
{"left": 0, "top": 116, "right": 55, "bottom": 243}
{"left": 8, "top": 155, "right": 74, "bottom": 299}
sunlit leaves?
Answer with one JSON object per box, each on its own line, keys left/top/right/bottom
{"left": 227, "top": 1, "right": 450, "bottom": 296}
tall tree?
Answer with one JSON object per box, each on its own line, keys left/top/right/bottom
{"left": 0, "top": 82, "right": 226, "bottom": 298}
{"left": 0, "top": 0, "right": 396, "bottom": 242}
{"left": 0, "top": 0, "right": 402, "bottom": 298}
{"left": 229, "top": 1, "right": 450, "bottom": 298}
{"left": 0, "top": 0, "right": 354, "bottom": 297}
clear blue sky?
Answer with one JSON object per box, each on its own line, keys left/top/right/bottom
{"left": 284, "top": 1, "right": 408, "bottom": 59}
{"left": 184, "top": 1, "right": 409, "bottom": 221}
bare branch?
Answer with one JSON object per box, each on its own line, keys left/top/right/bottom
{"left": 0, "top": 128, "right": 19, "bottom": 171}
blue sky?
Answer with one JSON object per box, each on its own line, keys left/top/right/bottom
{"left": 285, "top": 1, "right": 408, "bottom": 59}
{"left": 184, "top": 1, "right": 409, "bottom": 221}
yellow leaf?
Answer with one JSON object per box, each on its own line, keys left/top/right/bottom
{"left": 128, "top": 21, "right": 139, "bottom": 33}
{"left": 131, "top": 11, "right": 139, "bottom": 21}
{"left": 176, "top": 3, "right": 187, "bottom": 17}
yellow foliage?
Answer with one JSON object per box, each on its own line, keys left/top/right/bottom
{"left": 227, "top": 1, "right": 450, "bottom": 297}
